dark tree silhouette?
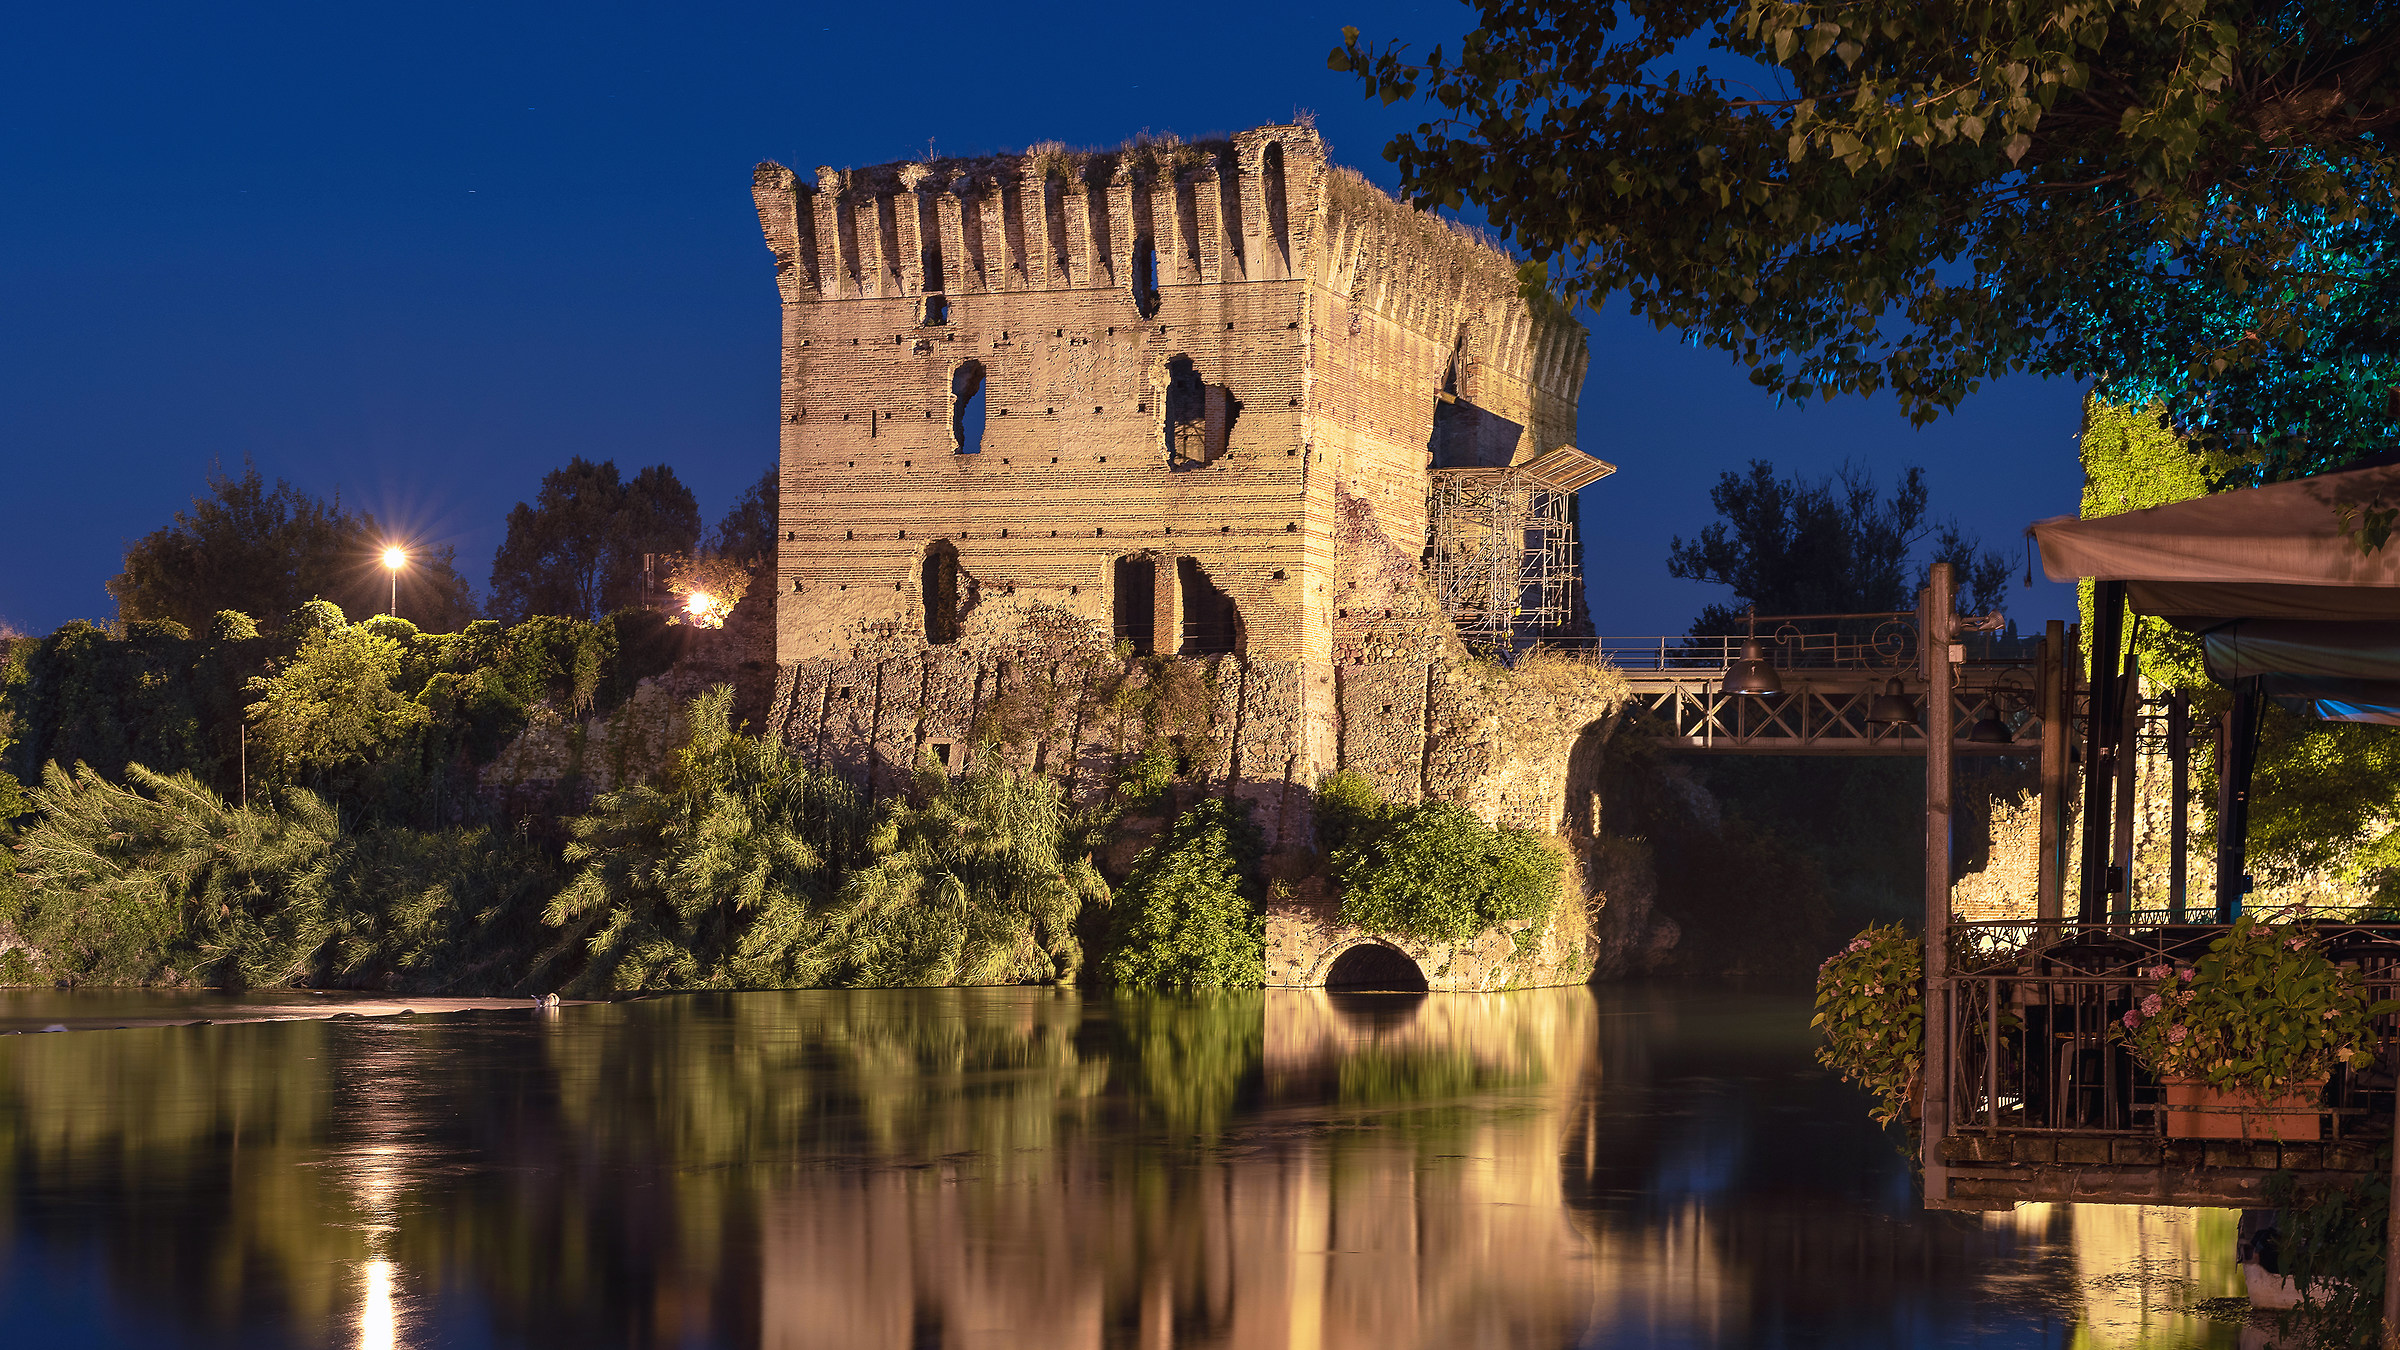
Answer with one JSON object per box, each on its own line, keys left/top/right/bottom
{"left": 109, "top": 461, "right": 475, "bottom": 635}
{"left": 488, "top": 458, "right": 701, "bottom": 621}
{"left": 707, "top": 467, "right": 778, "bottom": 566}
{"left": 1668, "top": 461, "right": 2008, "bottom": 635}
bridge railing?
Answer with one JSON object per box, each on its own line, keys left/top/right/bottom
{"left": 1552, "top": 614, "right": 2037, "bottom": 674}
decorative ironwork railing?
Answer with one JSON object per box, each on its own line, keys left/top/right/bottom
{"left": 1935, "top": 918, "right": 2400, "bottom": 1141}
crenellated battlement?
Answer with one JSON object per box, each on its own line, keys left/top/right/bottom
{"left": 753, "top": 125, "right": 1325, "bottom": 304}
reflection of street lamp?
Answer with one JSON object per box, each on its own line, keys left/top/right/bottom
{"left": 381, "top": 546, "right": 407, "bottom": 618}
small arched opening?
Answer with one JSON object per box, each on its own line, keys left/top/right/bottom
{"left": 1112, "top": 554, "right": 1157, "bottom": 654}
{"left": 1324, "top": 942, "right": 1429, "bottom": 992}
{"left": 922, "top": 540, "right": 963, "bottom": 645}
{"left": 951, "top": 361, "right": 987, "bottom": 454}
{"left": 1261, "top": 141, "right": 1290, "bottom": 266}
{"left": 1163, "top": 356, "right": 1240, "bottom": 469}
{"left": 1131, "top": 236, "right": 1161, "bottom": 317}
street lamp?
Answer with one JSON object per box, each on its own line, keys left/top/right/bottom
{"left": 381, "top": 545, "right": 407, "bottom": 618}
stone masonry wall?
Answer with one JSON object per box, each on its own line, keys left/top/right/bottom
{"left": 754, "top": 124, "right": 1625, "bottom": 988}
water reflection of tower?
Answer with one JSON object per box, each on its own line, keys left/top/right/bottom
{"left": 758, "top": 989, "right": 1604, "bottom": 1349}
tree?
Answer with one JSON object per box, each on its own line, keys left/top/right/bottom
{"left": 1105, "top": 798, "right": 1267, "bottom": 991}
{"left": 488, "top": 458, "right": 701, "bottom": 621}
{"left": 244, "top": 608, "right": 431, "bottom": 797}
{"left": 110, "top": 461, "right": 475, "bottom": 634}
{"left": 542, "top": 688, "right": 864, "bottom": 994}
{"left": 1332, "top": 3, "right": 2400, "bottom": 475}
{"left": 1667, "top": 460, "right": 2009, "bottom": 631}
{"left": 708, "top": 466, "right": 779, "bottom": 566}
{"left": 796, "top": 755, "right": 1105, "bottom": 989}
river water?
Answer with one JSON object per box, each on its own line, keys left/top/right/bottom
{"left": 0, "top": 984, "right": 2255, "bottom": 1348}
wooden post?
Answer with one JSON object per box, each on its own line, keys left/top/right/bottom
{"left": 2078, "top": 581, "right": 2126, "bottom": 924}
{"left": 1922, "top": 565, "right": 1956, "bottom": 1203}
{"left": 2037, "top": 620, "right": 2067, "bottom": 924}
{"left": 2167, "top": 691, "right": 2189, "bottom": 922}
{"left": 2111, "top": 654, "right": 2141, "bottom": 923}
{"left": 2385, "top": 1077, "right": 2400, "bottom": 1350}
{"left": 2213, "top": 684, "right": 2262, "bottom": 921}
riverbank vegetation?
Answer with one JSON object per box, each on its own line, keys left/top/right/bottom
{"left": 2, "top": 604, "right": 1554, "bottom": 995}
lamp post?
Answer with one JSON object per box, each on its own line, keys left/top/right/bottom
{"left": 381, "top": 546, "right": 407, "bottom": 619}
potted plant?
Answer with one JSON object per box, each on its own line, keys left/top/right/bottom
{"left": 2112, "top": 916, "right": 2393, "bottom": 1141}
{"left": 1813, "top": 923, "right": 1924, "bottom": 1127}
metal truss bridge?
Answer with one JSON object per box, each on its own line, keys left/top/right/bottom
{"left": 1571, "top": 615, "right": 2059, "bottom": 756}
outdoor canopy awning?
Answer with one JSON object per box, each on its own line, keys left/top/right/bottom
{"left": 2030, "top": 461, "right": 2400, "bottom": 722}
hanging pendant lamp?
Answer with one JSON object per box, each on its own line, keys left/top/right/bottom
{"left": 1724, "top": 636, "right": 1783, "bottom": 696}
{"left": 1968, "top": 710, "right": 2015, "bottom": 744}
{"left": 1867, "top": 676, "right": 1916, "bottom": 725}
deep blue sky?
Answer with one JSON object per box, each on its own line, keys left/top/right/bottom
{"left": 0, "top": 0, "right": 2087, "bottom": 639}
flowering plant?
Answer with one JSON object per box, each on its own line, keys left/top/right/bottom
{"left": 2111, "top": 916, "right": 2395, "bottom": 1099}
{"left": 1812, "top": 923, "right": 1922, "bottom": 1127}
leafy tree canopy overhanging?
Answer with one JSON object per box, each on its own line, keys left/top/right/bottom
{"left": 1333, "top": 1, "right": 2400, "bottom": 477}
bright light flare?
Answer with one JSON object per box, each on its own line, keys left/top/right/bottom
{"left": 380, "top": 546, "right": 407, "bottom": 571}
{"left": 678, "top": 590, "right": 730, "bottom": 629}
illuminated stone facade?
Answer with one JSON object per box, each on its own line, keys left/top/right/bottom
{"left": 752, "top": 125, "right": 1628, "bottom": 987}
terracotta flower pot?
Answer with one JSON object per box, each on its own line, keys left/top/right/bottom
{"left": 2161, "top": 1077, "right": 2326, "bottom": 1141}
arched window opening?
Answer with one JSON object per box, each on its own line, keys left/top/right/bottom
{"left": 923, "top": 540, "right": 963, "bottom": 645}
{"left": 1176, "top": 558, "right": 1241, "bottom": 655}
{"left": 1112, "top": 555, "right": 1157, "bottom": 654}
{"left": 1164, "top": 359, "right": 1240, "bottom": 469}
{"left": 1131, "top": 236, "right": 1160, "bottom": 318}
{"left": 1262, "top": 142, "right": 1290, "bottom": 263}
{"left": 1324, "top": 942, "right": 1428, "bottom": 992}
{"left": 951, "top": 361, "right": 986, "bottom": 455}
{"left": 1164, "top": 356, "right": 1206, "bottom": 464}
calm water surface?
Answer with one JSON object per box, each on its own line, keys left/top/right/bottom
{"left": 0, "top": 985, "right": 2253, "bottom": 1348}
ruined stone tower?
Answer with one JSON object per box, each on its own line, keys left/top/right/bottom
{"left": 751, "top": 126, "right": 1628, "bottom": 987}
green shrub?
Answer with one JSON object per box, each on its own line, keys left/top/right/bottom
{"left": 1811, "top": 923, "right": 1924, "bottom": 1127}
{"left": 2265, "top": 1164, "right": 2391, "bottom": 1349}
{"left": 6, "top": 761, "right": 562, "bottom": 992}
{"left": 246, "top": 618, "right": 432, "bottom": 793}
{"left": 542, "top": 687, "right": 866, "bottom": 994}
{"left": 1105, "top": 798, "right": 1265, "bottom": 991}
{"left": 1321, "top": 774, "right": 1561, "bottom": 944}
{"left": 794, "top": 752, "right": 1103, "bottom": 989}
{"left": 11, "top": 762, "right": 342, "bottom": 987}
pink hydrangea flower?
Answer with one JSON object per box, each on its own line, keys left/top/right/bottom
{"left": 2141, "top": 994, "right": 2163, "bottom": 1016}
{"left": 2122, "top": 1010, "right": 2143, "bottom": 1029}
{"left": 2167, "top": 1024, "right": 2189, "bottom": 1044}
{"left": 2177, "top": 968, "right": 2194, "bottom": 982}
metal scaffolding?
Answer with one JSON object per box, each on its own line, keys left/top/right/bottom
{"left": 1426, "top": 446, "right": 1615, "bottom": 638}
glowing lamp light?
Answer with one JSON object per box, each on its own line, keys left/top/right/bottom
{"left": 679, "top": 590, "right": 730, "bottom": 630}
{"left": 379, "top": 546, "right": 408, "bottom": 618}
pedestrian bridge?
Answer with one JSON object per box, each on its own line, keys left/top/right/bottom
{"left": 1571, "top": 614, "right": 2053, "bottom": 756}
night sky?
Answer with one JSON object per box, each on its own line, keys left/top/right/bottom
{"left": 1, "top": 0, "right": 2088, "bottom": 640}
